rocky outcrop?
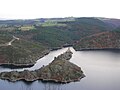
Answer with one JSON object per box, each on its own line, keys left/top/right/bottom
{"left": 0, "top": 48, "right": 85, "bottom": 83}
{"left": 74, "top": 31, "right": 120, "bottom": 51}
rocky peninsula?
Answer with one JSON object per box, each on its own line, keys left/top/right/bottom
{"left": 0, "top": 48, "right": 85, "bottom": 83}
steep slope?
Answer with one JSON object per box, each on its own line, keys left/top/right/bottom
{"left": 32, "top": 26, "right": 73, "bottom": 47}
{"left": 60, "top": 17, "right": 112, "bottom": 40}
{"left": 0, "top": 35, "right": 49, "bottom": 67}
{"left": 73, "top": 31, "right": 120, "bottom": 50}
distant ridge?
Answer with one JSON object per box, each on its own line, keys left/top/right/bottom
{"left": 96, "top": 17, "right": 120, "bottom": 28}
{"left": 0, "top": 18, "right": 8, "bottom": 20}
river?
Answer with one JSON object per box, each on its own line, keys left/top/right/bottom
{"left": 0, "top": 47, "right": 120, "bottom": 90}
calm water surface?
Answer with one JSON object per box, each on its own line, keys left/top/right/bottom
{"left": 0, "top": 47, "right": 120, "bottom": 90}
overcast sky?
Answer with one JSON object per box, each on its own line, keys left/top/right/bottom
{"left": 0, "top": 0, "right": 120, "bottom": 19}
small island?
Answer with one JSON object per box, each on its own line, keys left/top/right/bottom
{"left": 0, "top": 48, "right": 85, "bottom": 83}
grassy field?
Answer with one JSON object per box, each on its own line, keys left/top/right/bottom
{"left": 40, "top": 22, "right": 67, "bottom": 27}
{"left": 18, "top": 25, "right": 35, "bottom": 31}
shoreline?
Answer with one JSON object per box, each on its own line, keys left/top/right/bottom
{"left": 0, "top": 48, "right": 85, "bottom": 83}
{"left": 1, "top": 47, "right": 120, "bottom": 68}
{"left": 0, "top": 49, "right": 50, "bottom": 68}
{"left": 74, "top": 48, "right": 120, "bottom": 51}
{"left": 1, "top": 74, "right": 85, "bottom": 84}
{"left": 0, "top": 63, "right": 34, "bottom": 69}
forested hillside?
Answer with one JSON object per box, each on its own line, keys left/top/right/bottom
{"left": 0, "top": 17, "right": 113, "bottom": 47}
{"left": 0, "top": 35, "right": 49, "bottom": 67}
{"left": 74, "top": 31, "right": 120, "bottom": 50}
{"left": 0, "top": 17, "right": 120, "bottom": 66}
